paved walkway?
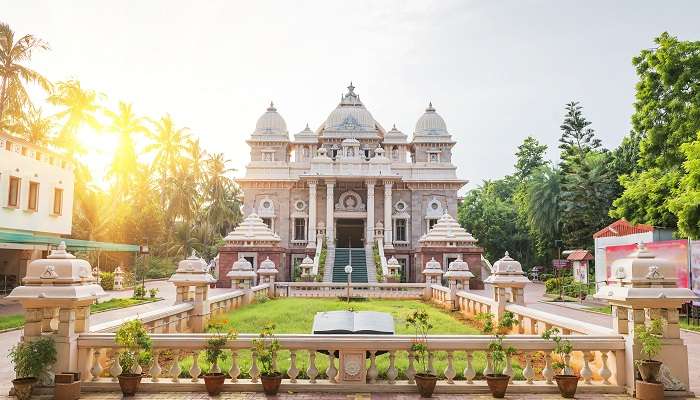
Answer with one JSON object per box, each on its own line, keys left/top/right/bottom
{"left": 0, "top": 392, "right": 636, "bottom": 400}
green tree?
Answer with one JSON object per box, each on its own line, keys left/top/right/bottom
{"left": 612, "top": 33, "right": 700, "bottom": 229}
{"left": 514, "top": 136, "right": 548, "bottom": 180}
{"left": 0, "top": 22, "right": 51, "bottom": 124}
{"left": 525, "top": 165, "right": 562, "bottom": 250}
{"left": 104, "top": 102, "right": 149, "bottom": 197}
{"left": 558, "top": 101, "right": 601, "bottom": 173}
{"left": 145, "top": 114, "right": 190, "bottom": 209}
{"left": 669, "top": 132, "right": 700, "bottom": 238}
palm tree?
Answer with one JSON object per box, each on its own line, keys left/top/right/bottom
{"left": 0, "top": 22, "right": 51, "bottom": 124}
{"left": 104, "top": 102, "right": 149, "bottom": 197}
{"left": 526, "top": 165, "right": 562, "bottom": 242}
{"left": 145, "top": 114, "right": 189, "bottom": 207}
{"left": 16, "top": 105, "right": 54, "bottom": 145}
{"left": 47, "top": 80, "right": 103, "bottom": 156}
{"left": 204, "top": 153, "right": 236, "bottom": 234}
{"left": 186, "top": 137, "right": 207, "bottom": 188}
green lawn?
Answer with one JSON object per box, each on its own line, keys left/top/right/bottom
{"left": 0, "top": 297, "right": 161, "bottom": 332}
{"left": 177, "top": 298, "right": 526, "bottom": 380}
{"left": 91, "top": 297, "right": 161, "bottom": 313}
{"left": 0, "top": 314, "right": 25, "bottom": 331}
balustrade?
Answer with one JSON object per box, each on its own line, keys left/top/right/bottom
{"left": 77, "top": 333, "right": 626, "bottom": 393}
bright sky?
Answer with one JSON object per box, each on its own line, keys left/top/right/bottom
{"left": 4, "top": 1, "right": 700, "bottom": 190}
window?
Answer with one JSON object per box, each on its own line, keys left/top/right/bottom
{"left": 7, "top": 177, "right": 20, "bottom": 207}
{"left": 429, "top": 152, "right": 439, "bottom": 163}
{"left": 28, "top": 182, "right": 39, "bottom": 211}
{"left": 52, "top": 188, "right": 63, "bottom": 215}
{"left": 395, "top": 219, "right": 407, "bottom": 242}
{"left": 294, "top": 218, "right": 306, "bottom": 241}
{"left": 427, "top": 218, "right": 438, "bottom": 232}
{"left": 262, "top": 217, "right": 272, "bottom": 230}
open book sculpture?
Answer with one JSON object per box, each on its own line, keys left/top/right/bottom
{"left": 312, "top": 311, "right": 395, "bottom": 335}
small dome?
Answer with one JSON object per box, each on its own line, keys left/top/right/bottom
{"left": 258, "top": 257, "right": 279, "bottom": 276}
{"left": 387, "top": 256, "right": 400, "bottom": 267}
{"left": 254, "top": 102, "right": 288, "bottom": 136}
{"left": 322, "top": 83, "right": 379, "bottom": 132}
{"left": 445, "top": 255, "right": 475, "bottom": 280}
{"left": 414, "top": 102, "right": 448, "bottom": 136}
{"left": 422, "top": 257, "right": 444, "bottom": 276}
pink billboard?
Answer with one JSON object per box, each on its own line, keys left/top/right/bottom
{"left": 605, "top": 239, "right": 689, "bottom": 289}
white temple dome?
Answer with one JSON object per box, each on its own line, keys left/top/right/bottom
{"left": 414, "top": 102, "right": 448, "bottom": 136}
{"left": 322, "top": 83, "right": 380, "bottom": 132}
{"left": 254, "top": 102, "right": 288, "bottom": 136}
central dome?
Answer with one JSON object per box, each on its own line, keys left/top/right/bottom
{"left": 321, "top": 83, "right": 380, "bottom": 133}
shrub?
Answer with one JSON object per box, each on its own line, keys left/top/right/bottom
{"left": 205, "top": 318, "right": 237, "bottom": 372}
{"left": 636, "top": 318, "right": 665, "bottom": 361}
{"left": 10, "top": 337, "right": 57, "bottom": 379}
{"left": 252, "top": 322, "right": 280, "bottom": 377}
{"left": 542, "top": 327, "right": 573, "bottom": 372}
{"left": 545, "top": 276, "right": 574, "bottom": 294}
{"left": 99, "top": 272, "right": 115, "bottom": 291}
{"left": 255, "top": 292, "right": 270, "bottom": 304}
{"left": 115, "top": 320, "right": 152, "bottom": 374}
{"left": 406, "top": 309, "right": 433, "bottom": 375}
{"left": 133, "top": 285, "right": 146, "bottom": 299}
{"left": 148, "top": 288, "right": 159, "bottom": 299}
{"left": 480, "top": 311, "right": 519, "bottom": 376}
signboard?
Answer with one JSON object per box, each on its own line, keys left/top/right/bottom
{"left": 690, "top": 240, "right": 700, "bottom": 304}
{"left": 605, "top": 240, "right": 689, "bottom": 289}
{"left": 552, "top": 259, "right": 569, "bottom": 269}
{"left": 572, "top": 261, "right": 588, "bottom": 284}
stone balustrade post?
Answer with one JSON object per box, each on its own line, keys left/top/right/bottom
{"left": 484, "top": 252, "right": 529, "bottom": 320}
{"left": 169, "top": 252, "right": 216, "bottom": 333}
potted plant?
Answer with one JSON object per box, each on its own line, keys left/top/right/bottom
{"left": 406, "top": 309, "right": 437, "bottom": 397}
{"left": 203, "top": 318, "right": 237, "bottom": 395}
{"left": 115, "top": 320, "right": 152, "bottom": 396}
{"left": 10, "top": 337, "right": 57, "bottom": 400}
{"left": 635, "top": 318, "right": 665, "bottom": 383}
{"left": 542, "top": 327, "right": 578, "bottom": 398}
{"left": 253, "top": 321, "right": 281, "bottom": 395}
{"left": 148, "top": 288, "right": 159, "bottom": 299}
{"left": 477, "top": 311, "right": 518, "bottom": 398}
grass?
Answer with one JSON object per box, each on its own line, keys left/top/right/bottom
{"left": 0, "top": 314, "right": 25, "bottom": 331}
{"left": 176, "top": 298, "right": 526, "bottom": 381}
{"left": 0, "top": 297, "right": 162, "bottom": 332}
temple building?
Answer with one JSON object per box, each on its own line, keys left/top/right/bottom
{"left": 218, "top": 83, "right": 486, "bottom": 287}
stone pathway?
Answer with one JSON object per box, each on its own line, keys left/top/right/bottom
{"left": 0, "top": 392, "right": 638, "bottom": 400}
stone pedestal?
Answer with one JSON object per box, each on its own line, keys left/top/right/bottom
{"left": 169, "top": 251, "right": 217, "bottom": 332}
{"left": 338, "top": 351, "right": 367, "bottom": 383}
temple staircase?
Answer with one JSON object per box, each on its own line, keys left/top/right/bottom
{"left": 331, "top": 248, "right": 369, "bottom": 283}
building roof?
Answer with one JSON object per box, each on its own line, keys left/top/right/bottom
{"left": 413, "top": 102, "right": 449, "bottom": 140}
{"left": 320, "top": 83, "right": 384, "bottom": 135}
{"left": 566, "top": 249, "right": 593, "bottom": 261}
{"left": 224, "top": 213, "right": 280, "bottom": 246}
{"left": 252, "top": 102, "right": 289, "bottom": 140}
{"left": 0, "top": 231, "right": 139, "bottom": 252}
{"left": 593, "top": 219, "right": 654, "bottom": 239}
{"left": 418, "top": 213, "right": 478, "bottom": 246}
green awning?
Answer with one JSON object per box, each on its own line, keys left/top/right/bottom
{"left": 0, "top": 231, "right": 139, "bottom": 252}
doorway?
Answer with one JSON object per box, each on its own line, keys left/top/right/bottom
{"left": 336, "top": 218, "right": 365, "bottom": 248}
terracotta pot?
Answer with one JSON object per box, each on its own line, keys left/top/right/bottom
{"left": 117, "top": 373, "right": 142, "bottom": 396}
{"left": 637, "top": 360, "right": 662, "bottom": 383}
{"left": 260, "top": 373, "right": 282, "bottom": 395}
{"left": 485, "top": 374, "right": 510, "bottom": 398}
{"left": 636, "top": 379, "right": 665, "bottom": 400}
{"left": 414, "top": 373, "right": 438, "bottom": 397}
{"left": 554, "top": 374, "right": 579, "bottom": 398}
{"left": 12, "top": 377, "right": 36, "bottom": 400}
{"left": 203, "top": 373, "right": 226, "bottom": 396}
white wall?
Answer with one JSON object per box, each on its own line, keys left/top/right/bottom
{"left": 0, "top": 135, "right": 74, "bottom": 236}
{"left": 593, "top": 232, "right": 653, "bottom": 284}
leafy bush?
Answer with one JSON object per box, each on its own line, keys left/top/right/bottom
{"left": 636, "top": 318, "right": 665, "bottom": 361}
{"left": 542, "top": 327, "right": 573, "bottom": 371}
{"left": 252, "top": 322, "right": 280, "bottom": 376}
{"left": 133, "top": 285, "right": 146, "bottom": 299}
{"left": 406, "top": 309, "right": 433, "bottom": 375}
{"left": 479, "top": 311, "right": 519, "bottom": 376}
{"left": 148, "top": 288, "right": 159, "bottom": 299}
{"left": 115, "top": 320, "right": 152, "bottom": 373}
{"left": 134, "top": 256, "right": 178, "bottom": 280}
{"left": 373, "top": 243, "right": 383, "bottom": 282}
{"left": 205, "top": 318, "right": 237, "bottom": 372}
{"left": 255, "top": 292, "right": 270, "bottom": 304}
{"left": 99, "top": 272, "right": 115, "bottom": 290}
{"left": 10, "top": 337, "right": 57, "bottom": 379}
{"left": 545, "top": 276, "right": 574, "bottom": 294}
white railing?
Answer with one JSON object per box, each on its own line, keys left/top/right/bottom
{"left": 376, "top": 237, "right": 389, "bottom": 278}
{"left": 274, "top": 282, "right": 424, "bottom": 298}
{"left": 312, "top": 235, "right": 323, "bottom": 276}
{"left": 77, "top": 333, "right": 626, "bottom": 393}
{"left": 90, "top": 303, "right": 194, "bottom": 333}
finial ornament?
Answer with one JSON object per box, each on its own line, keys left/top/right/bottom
{"left": 40, "top": 265, "right": 58, "bottom": 279}
{"left": 267, "top": 101, "right": 276, "bottom": 111}
{"left": 504, "top": 251, "right": 510, "bottom": 258}
{"left": 426, "top": 102, "right": 435, "bottom": 112}
{"left": 348, "top": 81, "right": 355, "bottom": 93}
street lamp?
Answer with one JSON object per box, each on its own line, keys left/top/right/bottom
{"left": 344, "top": 264, "right": 353, "bottom": 304}
{"left": 139, "top": 244, "right": 150, "bottom": 290}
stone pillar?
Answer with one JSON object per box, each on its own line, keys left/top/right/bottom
{"left": 55, "top": 308, "right": 78, "bottom": 373}
{"left": 307, "top": 180, "right": 317, "bottom": 248}
{"left": 383, "top": 180, "right": 393, "bottom": 248}
{"left": 191, "top": 284, "right": 209, "bottom": 332}
{"left": 366, "top": 179, "right": 375, "bottom": 244}
{"left": 326, "top": 179, "right": 335, "bottom": 244}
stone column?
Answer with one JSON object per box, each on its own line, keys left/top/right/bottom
{"left": 307, "top": 180, "right": 317, "bottom": 248}
{"left": 383, "top": 180, "right": 393, "bottom": 248}
{"left": 326, "top": 179, "right": 335, "bottom": 244}
{"left": 365, "top": 179, "right": 375, "bottom": 244}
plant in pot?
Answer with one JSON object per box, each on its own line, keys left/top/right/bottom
{"left": 542, "top": 327, "right": 578, "bottom": 398}
{"left": 253, "top": 321, "right": 282, "bottom": 395}
{"left": 203, "top": 318, "right": 237, "bottom": 396}
{"left": 115, "top": 320, "right": 152, "bottom": 396}
{"left": 10, "top": 336, "right": 57, "bottom": 400}
{"left": 635, "top": 318, "right": 665, "bottom": 383}
{"left": 406, "top": 309, "right": 437, "bottom": 397}
{"left": 478, "top": 311, "right": 518, "bottom": 399}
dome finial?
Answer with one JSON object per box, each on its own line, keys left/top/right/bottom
{"left": 267, "top": 101, "right": 276, "bottom": 111}
{"left": 347, "top": 81, "right": 355, "bottom": 94}
{"left": 426, "top": 101, "right": 435, "bottom": 112}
